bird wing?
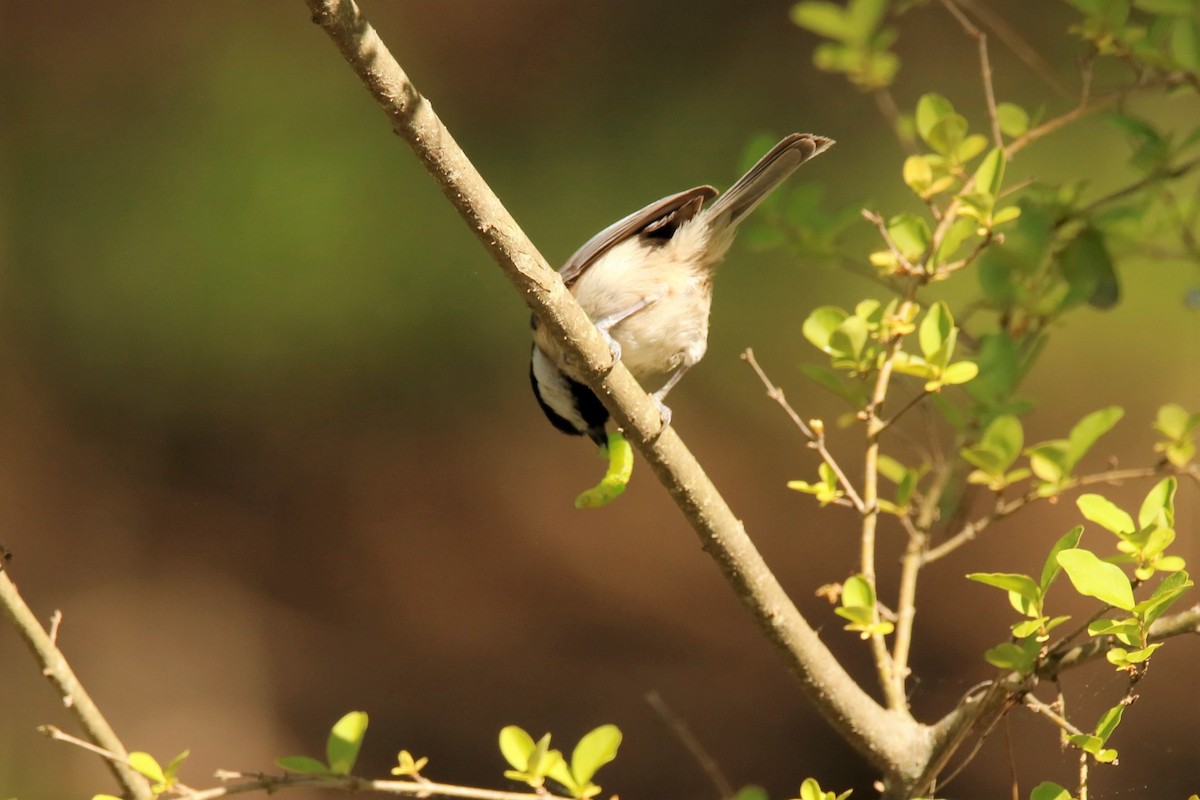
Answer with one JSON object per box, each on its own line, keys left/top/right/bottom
{"left": 558, "top": 185, "right": 718, "bottom": 286}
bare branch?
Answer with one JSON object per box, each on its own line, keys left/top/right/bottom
{"left": 1042, "top": 604, "right": 1200, "bottom": 677}
{"left": 955, "top": 0, "right": 1072, "bottom": 98}
{"left": 863, "top": 209, "right": 921, "bottom": 276}
{"left": 302, "top": 0, "right": 924, "bottom": 778}
{"left": 940, "top": 0, "right": 1003, "bottom": 149}
{"left": 742, "top": 348, "right": 865, "bottom": 513}
{"left": 920, "top": 464, "right": 1195, "bottom": 565}
{"left": 646, "top": 691, "right": 733, "bottom": 800}
{"left": 0, "top": 572, "right": 153, "bottom": 800}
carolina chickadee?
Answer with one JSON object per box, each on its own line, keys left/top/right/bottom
{"left": 530, "top": 133, "right": 834, "bottom": 446}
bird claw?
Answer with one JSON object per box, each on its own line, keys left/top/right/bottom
{"left": 651, "top": 394, "right": 673, "bottom": 429}
{"left": 599, "top": 328, "right": 623, "bottom": 365}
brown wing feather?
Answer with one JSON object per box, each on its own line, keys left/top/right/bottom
{"left": 559, "top": 185, "right": 718, "bottom": 286}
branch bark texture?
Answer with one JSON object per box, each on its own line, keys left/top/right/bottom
{"left": 302, "top": 0, "right": 929, "bottom": 783}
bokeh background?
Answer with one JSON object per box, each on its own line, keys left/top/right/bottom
{"left": 2, "top": 2, "right": 1198, "bottom": 799}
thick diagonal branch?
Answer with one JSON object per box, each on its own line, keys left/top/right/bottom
{"left": 303, "top": 0, "right": 929, "bottom": 780}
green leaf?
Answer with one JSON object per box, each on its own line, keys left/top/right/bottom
{"left": 967, "top": 571, "right": 1040, "bottom": 602}
{"left": 845, "top": 0, "right": 888, "bottom": 43}
{"left": 163, "top": 750, "right": 190, "bottom": 781}
{"left": 1041, "top": 526, "right": 1084, "bottom": 593}
{"left": 941, "top": 361, "right": 978, "bottom": 385}
{"left": 1134, "top": 0, "right": 1196, "bottom": 13}
{"left": 734, "top": 786, "right": 771, "bottom": 800}
{"left": 984, "top": 638, "right": 1039, "bottom": 672}
{"left": 729, "top": 786, "right": 768, "bottom": 800}
{"left": 1138, "top": 477, "right": 1176, "bottom": 529}
{"left": 972, "top": 147, "right": 1007, "bottom": 200}
{"left": 832, "top": 315, "right": 870, "bottom": 360}
{"left": 1030, "top": 781, "right": 1074, "bottom": 800}
{"left": 916, "top": 94, "right": 955, "bottom": 143}
{"left": 128, "top": 752, "right": 165, "bottom": 784}
{"left": 887, "top": 214, "right": 931, "bottom": 259}
{"left": 1058, "top": 227, "right": 1120, "bottom": 310}
{"left": 570, "top": 725, "right": 622, "bottom": 786}
{"left": 1066, "top": 406, "right": 1124, "bottom": 467}
{"left": 1095, "top": 704, "right": 1125, "bottom": 743}
{"left": 1170, "top": 17, "right": 1200, "bottom": 71}
{"left": 803, "top": 306, "right": 849, "bottom": 352}
{"left": 1154, "top": 403, "right": 1198, "bottom": 439}
{"left": 1088, "top": 617, "right": 1140, "bottom": 645}
{"left": 985, "top": 415, "right": 1025, "bottom": 467}
{"left": 876, "top": 454, "right": 908, "bottom": 484}
{"left": 1076, "top": 494, "right": 1134, "bottom": 534}
{"left": 926, "top": 114, "right": 969, "bottom": 157}
{"left": 276, "top": 755, "right": 331, "bottom": 775}
{"left": 919, "top": 301, "right": 953, "bottom": 362}
{"left": 1135, "top": 570, "right": 1193, "bottom": 626}
{"left": 327, "top": 711, "right": 368, "bottom": 775}
{"left": 842, "top": 575, "right": 875, "bottom": 609}
{"left": 499, "top": 726, "right": 536, "bottom": 771}
{"left": 996, "top": 102, "right": 1030, "bottom": 137}
{"left": 903, "top": 155, "right": 933, "bottom": 193}
{"left": 1057, "top": 549, "right": 1135, "bottom": 610}
{"left": 791, "top": 2, "right": 851, "bottom": 40}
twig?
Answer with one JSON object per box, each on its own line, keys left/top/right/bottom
{"left": 0, "top": 572, "right": 153, "bottom": 800}
{"left": 742, "top": 348, "right": 866, "bottom": 512}
{"left": 646, "top": 691, "right": 733, "bottom": 800}
{"left": 955, "top": 0, "right": 1072, "bottom": 98}
{"left": 877, "top": 388, "right": 932, "bottom": 434}
{"left": 203, "top": 771, "right": 564, "bottom": 800}
{"left": 1022, "top": 695, "right": 1084, "bottom": 737}
{"left": 1041, "top": 604, "right": 1200, "bottom": 677}
{"left": 40, "top": 724, "right": 127, "bottom": 763}
{"left": 303, "top": 0, "right": 918, "bottom": 778}
{"left": 874, "top": 88, "right": 919, "bottom": 154}
{"left": 940, "top": 0, "right": 1002, "bottom": 149}
{"left": 48, "top": 608, "right": 62, "bottom": 645}
{"left": 860, "top": 289, "right": 920, "bottom": 712}
{"left": 1062, "top": 155, "right": 1200, "bottom": 224}
{"left": 920, "top": 464, "right": 1192, "bottom": 565}
{"left": 862, "top": 209, "right": 920, "bottom": 276}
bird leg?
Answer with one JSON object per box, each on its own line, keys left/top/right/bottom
{"left": 592, "top": 294, "right": 659, "bottom": 363}
{"left": 650, "top": 365, "right": 691, "bottom": 428}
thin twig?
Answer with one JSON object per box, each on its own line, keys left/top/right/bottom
{"left": 877, "top": 388, "right": 932, "bottom": 434}
{"left": 0, "top": 572, "right": 153, "bottom": 800}
{"left": 861, "top": 289, "right": 920, "bottom": 713}
{"left": 1041, "top": 604, "right": 1200, "bottom": 677}
{"left": 646, "top": 691, "right": 733, "bottom": 800}
{"left": 742, "top": 348, "right": 866, "bottom": 512}
{"left": 875, "top": 88, "right": 919, "bottom": 154}
{"left": 1022, "top": 695, "right": 1084, "bottom": 737}
{"left": 1063, "top": 155, "right": 1200, "bottom": 224}
{"left": 197, "top": 771, "right": 558, "bottom": 800}
{"left": 48, "top": 609, "right": 62, "bottom": 645}
{"left": 921, "top": 464, "right": 1192, "bottom": 565}
{"left": 955, "top": 0, "right": 1072, "bottom": 98}
{"left": 863, "top": 209, "right": 920, "bottom": 275}
{"left": 940, "top": 0, "right": 1003, "bottom": 149}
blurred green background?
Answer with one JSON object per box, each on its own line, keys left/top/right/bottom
{"left": 1, "top": 2, "right": 1197, "bottom": 799}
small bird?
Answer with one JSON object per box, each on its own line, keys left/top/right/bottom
{"left": 530, "top": 133, "right": 834, "bottom": 447}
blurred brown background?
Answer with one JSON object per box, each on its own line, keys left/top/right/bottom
{"left": 1, "top": 2, "right": 1197, "bottom": 799}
